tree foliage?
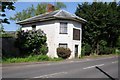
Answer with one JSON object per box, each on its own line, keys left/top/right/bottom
{"left": 10, "top": 2, "right": 66, "bottom": 21}
{"left": 75, "top": 2, "right": 120, "bottom": 55}
{"left": 15, "top": 29, "right": 48, "bottom": 56}
{"left": 0, "top": 2, "right": 15, "bottom": 24}
{"left": 0, "top": 24, "right": 5, "bottom": 34}
{"left": 55, "top": 2, "right": 66, "bottom": 10}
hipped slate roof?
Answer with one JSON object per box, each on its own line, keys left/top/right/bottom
{"left": 16, "top": 10, "right": 87, "bottom": 25}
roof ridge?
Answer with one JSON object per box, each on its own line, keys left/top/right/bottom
{"left": 54, "top": 9, "right": 75, "bottom": 18}
{"left": 17, "top": 10, "right": 60, "bottom": 23}
{"left": 53, "top": 9, "right": 63, "bottom": 17}
{"left": 17, "top": 9, "right": 87, "bottom": 24}
{"left": 59, "top": 10, "right": 87, "bottom": 22}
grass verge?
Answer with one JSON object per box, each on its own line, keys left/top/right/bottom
{"left": 79, "top": 53, "right": 119, "bottom": 59}
{"left": 2, "top": 55, "right": 63, "bottom": 63}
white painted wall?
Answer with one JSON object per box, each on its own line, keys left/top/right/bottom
{"left": 36, "top": 21, "right": 56, "bottom": 58}
{"left": 54, "top": 20, "right": 82, "bottom": 59}
{"left": 22, "top": 21, "right": 57, "bottom": 58}
{"left": 21, "top": 20, "right": 82, "bottom": 59}
{"left": 22, "top": 26, "right": 32, "bottom": 31}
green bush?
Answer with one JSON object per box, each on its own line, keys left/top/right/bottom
{"left": 39, "top": 45, "right": 48, "bottom": 55}
{"left": 81, "top": 43, "right": 92, "bottom": 56}
{"left": 116, "top": 36, "right": 120, "bottom": 48}
{"left": 57, "top": 47, "right": 71, "bottom": 59}
{"left": 99, "top": 40, "right": 115, "bottom": 55}
{"left": 99, "top": 46, "right": 115, "bottom": 55}
{"left": 15, "top": 29, "right": 48, "bottom": 56}
{"left": 115, "top": 49, "right": 120, "bottom": 55}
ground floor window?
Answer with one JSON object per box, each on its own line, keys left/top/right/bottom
{"left": 59, "top": 43, "right": 68, "bottom": 48}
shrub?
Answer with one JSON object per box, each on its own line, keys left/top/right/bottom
{"left": 57, "top": 47, "right": 71, "bottom": 59}
{"left": 115, "top": 48, "right": 120, "bottom": 55}
{"left": 99, "top": 46, "right": 115, "bottom": 55}
{"left": 15, "top": 29, "right": 48, "bottom": 56}
{"left": 99, "top": 40, "right": 114, "bottom": 55}
{"left": 116, "top": 36, "right": 120, "bottom": 48}
{"left": 39, "top": 44, "right": 48, "bottom": 55}
{"left": 81, "top": 43, "right": 92, "bottom": 56}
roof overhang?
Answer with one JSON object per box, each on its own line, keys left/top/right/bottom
{"left": 16, "top": 17, "right": 55, "bottom": 25}
{"left": 16, "top": 17, "right": 87, "bottom": 25}
{"left": 16, "top": 10, "right": 87, "bottom": 25}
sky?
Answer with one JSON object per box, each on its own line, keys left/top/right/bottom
{"left": 2, "top": 0, "right": 119, "bottom": 31}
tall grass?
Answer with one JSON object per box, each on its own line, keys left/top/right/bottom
{"left": 2, "top": 55, "right": 63, "bottom": 63}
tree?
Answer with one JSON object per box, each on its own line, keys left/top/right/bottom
{"left": 10, "top": 2, "right": 66, "bottom": 21}
{"left": 35, "top": 3, "right": 47, "bottom": 15}
{"left": 0, "top": 23, "right": 5, "bottom": 34}
{"left": 10, "top": 5, "right": 35, "bottom": 21}
{"left": 0, "top": 2, "right": 15, "bottom": 24}
{"left": 75, "top": 2, "right": 120, "bottom": 55}
{"left": 55, "top": 2, "right": 66, "bottom": 10}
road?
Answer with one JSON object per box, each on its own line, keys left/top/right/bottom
{"left": 2, "top": 56, "right": 119, "bottom": 79}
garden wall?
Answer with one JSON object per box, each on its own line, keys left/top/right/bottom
{"left": 1, "top": 37, "right": 19, "bottom": 57}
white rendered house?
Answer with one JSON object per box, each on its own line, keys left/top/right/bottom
{"left": 17, "top": 9, "right": 86, "bottom": 59}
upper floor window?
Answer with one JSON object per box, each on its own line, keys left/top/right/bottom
{"left": 32, "top": 25, "right": 36, "bottom": 30}
{"left": 60, "top": 22, "right": 67, "bottom": 34}
{"left": 73, "top": 28, "right": 80, "bottom": 40}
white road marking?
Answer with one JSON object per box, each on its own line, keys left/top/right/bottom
{"left": 33, "top": 72, "right": 67, "bottom": 78}
{"left": 83, "top": 64, "right": 104, "bottom": 69}
{"left": 112, "top": 61, "right": 118, "bottom": 64}
{"left": 3, "top": 56, "right": 117, "bottom": 73}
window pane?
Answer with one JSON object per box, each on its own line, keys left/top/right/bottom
{"left": 60, "top": 22, "right": 67, "bottom": 34}
{"left": 73, "top": 28, "right": 80, "bottom": 40}
{"left": 59, "top": 44, "right": 67, "bottom": 48}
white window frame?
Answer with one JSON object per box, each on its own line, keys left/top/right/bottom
{"left": 59, "top": 43, "right": 68, "bottom": 48}
{"left": 59, "top": 22, "right": 68, "bottom": 34}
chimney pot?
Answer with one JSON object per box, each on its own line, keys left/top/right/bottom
{"left": 47, "top": 4, "right": 55, "bottom": 12}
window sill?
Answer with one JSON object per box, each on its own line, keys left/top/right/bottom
{"left": 73, "top": 39, "right": 80, "bottom": 41}
{"left": 59, "top": 33, "right": 68, "bottom": 34}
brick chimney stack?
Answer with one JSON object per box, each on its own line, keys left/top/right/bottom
{"left": 47, "top": 4, "right": 55, "bottom": 12}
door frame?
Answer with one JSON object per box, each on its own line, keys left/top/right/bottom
{"left": 75, "top": 45, "right": 78, "bottom": 58}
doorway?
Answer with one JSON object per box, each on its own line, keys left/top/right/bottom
{"left": 75, "top": 45, "right": 78, "bottom": 58}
